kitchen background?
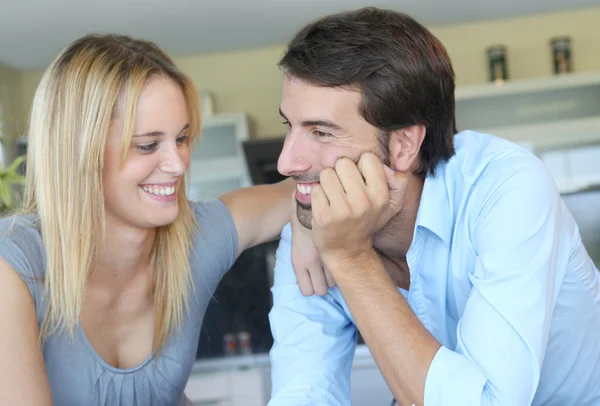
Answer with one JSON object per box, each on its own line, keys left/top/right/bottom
{"left": 1, "top": 1, "right": 600, "bottom": 405}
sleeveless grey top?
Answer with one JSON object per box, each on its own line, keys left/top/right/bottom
{"left": 0, "top": 200, "right": 238, "bottom": 406}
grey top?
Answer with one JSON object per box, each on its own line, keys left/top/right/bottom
{"left": 0, "top": 200, "right": 238, "bottom": 406}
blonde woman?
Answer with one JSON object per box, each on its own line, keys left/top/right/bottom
{"left": 0, "top": 34, "right": 320, "bottom": 406}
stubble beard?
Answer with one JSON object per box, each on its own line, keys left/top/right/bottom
{"left": 296, "top": 201, "right": 313, "bottom": 229}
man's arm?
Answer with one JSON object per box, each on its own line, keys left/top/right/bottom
{"left": 325, "top": 251, "right": 438, "bottom": 405}
{"left": 268, "top": 224, "right": 356, "bottom": 406}
{"left": 312, "top": 155, "right": 563, "bottom": 405}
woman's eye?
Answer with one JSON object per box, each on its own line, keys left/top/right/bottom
{"left": 176, "top": 135, "right": 189, "bottom": 145}
{"left": 137, "top": 142, "right": 158, "bottom": 153}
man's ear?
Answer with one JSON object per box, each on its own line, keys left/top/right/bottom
{"left": 388, "top": 125, "right": 426, "bottom": 172}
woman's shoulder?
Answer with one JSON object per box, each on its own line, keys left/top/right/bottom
{"left": 187, "top": 199, "right": 238, "bottom": 285}
{"left": 0, "top": 212, "right": 43, "bottom": 255}
{"left": 0, "top": 213, "right": 44, "bottom": 271}
{"left": 0, "top": 212, "right": 45, "bottom": 313}
{"left": 188, "top": 199, "right": 231, "bottom": 226}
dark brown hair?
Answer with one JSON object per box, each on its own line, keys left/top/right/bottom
{"left": 279, "top": 7, "right": 457, "bottom": 176}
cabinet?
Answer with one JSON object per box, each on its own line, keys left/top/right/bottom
{"left": 187, "top": 112, "right": 251, "bottom": 202}
{"left": 455, "top": 71, "right": 600, "bottom": 151}
{"left": 455, "top": 71, "right": 600, "bottom": 193}
{"left": 184, "top": 356, "right": 271, "bottom": 406}
{"left": 184, "top": 345, "right": 392, "bottom": 406}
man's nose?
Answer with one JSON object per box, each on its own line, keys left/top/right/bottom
{"left": 277, "top": 133, "right": 311, "bottom": 176}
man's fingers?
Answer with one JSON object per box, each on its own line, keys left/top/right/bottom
{"left": 334, "top": 157, "right": 366, "bottom": 198}
{"left": 357, "top": 152, "right": 390, "bottom": 213}
{"left": 358, "top": 152, "right": 388, "bottom": 192}
{"left": 383, "top": 164, "right": 409, "bottom": 212}
{"left": 311, "top": 183, "right": 334, "bottom": 229}
{"left": 319, "top": 168, "right": 347, "bottom": 209}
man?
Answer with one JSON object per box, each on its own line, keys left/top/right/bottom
{"left": 268, "top": 7, "right": 600, "bottom": 406}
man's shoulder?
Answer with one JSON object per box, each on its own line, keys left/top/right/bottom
{"left": 446, "top": 130, "right": 546, "bottom": 189}
{"left": 453, "top": 130, "right": 537, "bottom": 165}
{"left": 423, "top": 130, "right": 553, "bottom": 233}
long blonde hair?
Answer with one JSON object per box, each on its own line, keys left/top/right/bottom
{"left": 23, "top": 34, "right": 201, "bottom": 351}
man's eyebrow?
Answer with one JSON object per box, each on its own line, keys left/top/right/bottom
{"left": 301, "top": 119, "right": 343, "bottom": 131}
{"left": 133, "top": 123, "right": 190, "bottom": 137}
{"left": 278, "top": 108, "right": 343, "bottom": 131}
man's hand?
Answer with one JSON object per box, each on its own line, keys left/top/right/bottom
{"left": 310, "top": 152, "right": 408, "bottom": 266}
{"left": 290, "top": 192, "right": 336, "bottom": 296}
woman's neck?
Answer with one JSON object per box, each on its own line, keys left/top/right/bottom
{"left": 89, "top": 216, "right": 157, "bottom": 287}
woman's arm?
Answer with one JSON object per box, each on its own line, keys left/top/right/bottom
{"left": 0, "top": 258, "right": 53, "bottom": 406}
{"left": 219, "top": 179, "right": 335, "bottom": 296}
{"left": 219, "top": 178, "right": 296, "bottom": 255}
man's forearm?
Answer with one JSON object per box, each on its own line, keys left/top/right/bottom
{"left": 325, "top": 248, "right": 441, "bottom": 406}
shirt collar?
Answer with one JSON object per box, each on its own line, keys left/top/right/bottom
{"left": 413, "top": 162, "right": 453, "bottom": 246}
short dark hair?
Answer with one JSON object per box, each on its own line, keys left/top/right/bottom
{"left": 279, "top": 7, "right": 457, "bottom": 177}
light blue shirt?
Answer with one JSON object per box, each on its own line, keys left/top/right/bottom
{"left": 268, "top": 131, "right": 600, "bottom": 406}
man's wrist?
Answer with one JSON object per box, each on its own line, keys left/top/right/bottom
{"left": 322, "top": 246, "right": 379, "bottom": 276}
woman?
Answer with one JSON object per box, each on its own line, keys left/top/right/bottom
{"left": 0, "top": 34, "right": 320, "bottom": 405}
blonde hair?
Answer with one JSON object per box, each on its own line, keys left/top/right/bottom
{"left": 23, "top": 34, "right": 201, "bottom": 351}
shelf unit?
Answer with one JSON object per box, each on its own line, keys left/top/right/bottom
{"left": 454, "top": 71, "right": 600, "bottom": 150}
{"left": 186, "top": 112, "right": 252, "bottom": 202}
{"left": 454, "top": 71, "right": 600, "bottom": 193}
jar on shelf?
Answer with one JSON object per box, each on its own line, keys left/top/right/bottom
{"left": 550, "top": 36, "right": 572, "bottom": 75}
{"left": 486, "top": 45, "right": 509, "bottom": 85}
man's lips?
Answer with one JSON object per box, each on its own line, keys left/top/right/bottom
{"left": 295, "top": 182, "right": 319, "bottom": 204}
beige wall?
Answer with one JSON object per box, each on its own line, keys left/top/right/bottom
{"left": 12, "top": 6, "right": 600, "bottom": 138}
{"left": 432, "top": 7, "right": 600, "bottom": 85}
{"left": 0, "top": 63, "right": 23, "bottom": 139}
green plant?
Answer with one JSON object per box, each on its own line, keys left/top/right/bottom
{"left": 0, "top": 155, "right": 26, "bottom": 211}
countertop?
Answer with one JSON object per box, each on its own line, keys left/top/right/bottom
{"left": 191, "top": 344, "right": 377, "bottom": 375}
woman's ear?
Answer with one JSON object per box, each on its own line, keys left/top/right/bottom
{"left": 387, "top": 125, "right": 426, "bottom": 172}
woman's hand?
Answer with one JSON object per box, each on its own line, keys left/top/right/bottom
{"left": 290, "top": 195, "right": 336, "bottom": 296}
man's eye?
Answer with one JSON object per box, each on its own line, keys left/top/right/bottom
{"left": 313, "top": 130, "right": 331, "bottom": 138}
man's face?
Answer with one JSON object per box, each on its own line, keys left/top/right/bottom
{"left": 277, "top": 75, "right": 388, "bottom": 229}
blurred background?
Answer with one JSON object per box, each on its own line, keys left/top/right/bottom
{"left": 1, "top": 0, "right": 600, "bottom": 405}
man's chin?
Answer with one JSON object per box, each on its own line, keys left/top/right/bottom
{"left": 296, "top": 205, "right": 313, "bottom": 229}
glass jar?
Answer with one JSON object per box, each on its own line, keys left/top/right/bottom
{"left": 486, "top": 45, "right": 509, "bottom": 84}
{"left": 550, "top": 36, "right": 572, "bottom": 75}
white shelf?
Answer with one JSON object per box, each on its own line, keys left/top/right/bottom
{"left": 187, "top": 112, "right": 252, "bottom": 201}
{"left": 188, "top": 157, "right": 249, "bottom": 183}
{"left": 475, "top": 116, "right": 600, "bottom": 150}
{"left": 455, "top": 71, "right": 600, "bottom": 101}
{"left": 202, "top": 112, "right": 250, "bottom": 135}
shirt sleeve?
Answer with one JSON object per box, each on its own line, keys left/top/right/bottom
{"left": 190, "top": 199, "right": 239, "bottom": 286}
{"left": 424, "top": 158, "right": 570, "bottom": 405}
{"left": 268, "top": 224, "right": 357, "bottom": 406}
{"left": 0, "top": 217, "right": 44, "bottom": 301}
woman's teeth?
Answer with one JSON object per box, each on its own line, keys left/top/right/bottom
{"left": 142, "top": 185, "right": 175, "bottom": 196}
{"left": 297, "top": 184, "right": 313, "bottom": 195}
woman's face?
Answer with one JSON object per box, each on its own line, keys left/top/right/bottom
{"left": 103, "top": 76, "right": 191, "bottom": 230}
